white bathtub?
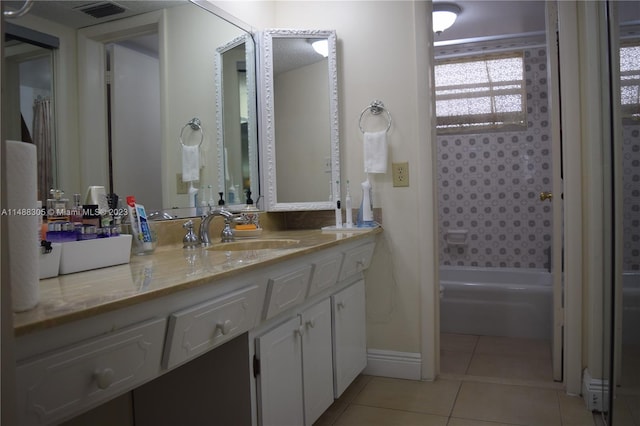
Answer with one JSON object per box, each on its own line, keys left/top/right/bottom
{"left": 440, "top": 266, "right": 553, "bottom": 340}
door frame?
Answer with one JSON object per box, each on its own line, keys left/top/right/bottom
{"left": 419, "top": 1, "right": 585, "bottom": 393}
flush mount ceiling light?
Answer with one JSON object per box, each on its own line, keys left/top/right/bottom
{"left": 311, "top": 39, "right": 329, "bottom": 57}
{"left": 433, "top": 3, "right": 461, "bottom": 34}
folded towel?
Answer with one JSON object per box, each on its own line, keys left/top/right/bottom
{"left": 182, "top": 145, "right": 200, "bottom": 182}
{"left": 363, "top": 130, "right": 388, "bottom": 174}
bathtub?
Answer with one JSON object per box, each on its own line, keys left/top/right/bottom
{"left": 440, "top": 266, "right": 553, "bottom": 340}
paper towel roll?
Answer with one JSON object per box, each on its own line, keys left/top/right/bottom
{"left": 6, "top": 140, "right": 40, "bottom": 312}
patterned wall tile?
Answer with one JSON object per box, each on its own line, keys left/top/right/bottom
{"left": 437, "top": 48, "right": 553, "bottom": 269}
{"left": 623, "top": 125, "right": 640, "bottom": 271}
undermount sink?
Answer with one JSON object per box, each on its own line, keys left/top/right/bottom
{"left": 206, "top": 239, "right": 301, "bottom": 251}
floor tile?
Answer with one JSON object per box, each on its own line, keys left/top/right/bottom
{"left": 314, "top": 400, "right": 348, "bottom": 426}
{"left": 333, "top": 405, "right": 448, "bottom": 426}
{"left": 440, "top": 350, "right": 472, "bottom": 375}
{"left": 466, "top": 352, "right": 552, "bottom": 382}
{"left": 338, "top": 374, "right": 373, "bottom": 404}
{"left": 440, "top": 333, "right": 478, "bottom": 353}
{"left": 557, "top": 391, "right": 596, "bottom": 426}
{"left": 447, "top": 418, "right": 518, "bottom": 426}
{"left": 451, "top": 381, "right": 561, "bottom": 426}
{"left": 474, "top": 336, "right": 551, "bottom": 359}
{"left": 352, "top": 377, "right": 460, "bottom": 417}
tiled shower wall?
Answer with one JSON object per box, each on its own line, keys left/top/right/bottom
{"left": 623, "top": 124, "right": 640, "bottom": 271}
{"left": 437, "top": 47, "right": 553, "bottom": 269}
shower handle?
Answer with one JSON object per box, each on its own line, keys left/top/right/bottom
{"left": 539, "top": 192, "right": 553, "bottom": 202}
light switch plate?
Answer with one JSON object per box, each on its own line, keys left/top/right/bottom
{"left": 176, "top": 173, "right": 189, "bottom": 194}
{"left": 392, "top": 162, "right": 409, "bottom": 187}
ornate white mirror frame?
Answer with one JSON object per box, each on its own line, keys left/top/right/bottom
{"left": 258, "top": 29, "right": 340, "bottom": 211}
{"left": 215, "top": 33, "right": 259, "bottom": 206}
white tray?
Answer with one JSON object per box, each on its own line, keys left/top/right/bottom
{"left": 39, "top": 243, "right": 62, "bottom": 279}
{"left": 59, "top": 235, "right": 132, "bottom": 275}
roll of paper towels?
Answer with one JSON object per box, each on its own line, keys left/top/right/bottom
{"left": 6, "top": 140, "right": 40, "bottom": 311}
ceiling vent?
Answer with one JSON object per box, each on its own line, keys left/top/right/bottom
{"left": 74, "top": 2, "right": 127, "bottom": 19}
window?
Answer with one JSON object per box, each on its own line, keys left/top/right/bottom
{"left": 435, "top": 52, "right": 527, "bottom": 133}
{"left": 620, "top": 43, "right": 640, "bottom": 121}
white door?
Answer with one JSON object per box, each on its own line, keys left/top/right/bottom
{"left": 255, "top": 316, "right": 304, "bottom": 426}
{"left": 545, "top": 0, "right": 564, "bottom": 382}
{"left": 332, "top": 280, "right": 367, "bottom": 397}
{"left": 301, "top": 299, "right": 334, "bottom": 425}
{"left": 108, "top": 43, "right": 162, "bottom": 210}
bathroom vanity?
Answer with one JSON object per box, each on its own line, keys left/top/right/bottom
{"left": 13, "top": 228, "right": 379, "bottom": 425}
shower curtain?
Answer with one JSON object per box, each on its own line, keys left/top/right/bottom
{"left": 32, "top": 97, "right": 53, "bottom": 204}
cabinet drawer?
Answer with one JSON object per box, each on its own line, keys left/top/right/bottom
{"left": 307, "top": 253, "right": 343, "bottom": 298}
{"left": 263, "top": 265, "right": 312, "bottom": 320}
{"left": 338, "top": 242, "right": 375, "bottom": 282}
{"left": 16, "top": 318, "right": 166, "bottom": 426}
{"left": 164, "top": 285, "right": 261, "bottom": 369}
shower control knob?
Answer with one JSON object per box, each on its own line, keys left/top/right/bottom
{"left": 539, "top": 192, "right": 553, "bottom": 202}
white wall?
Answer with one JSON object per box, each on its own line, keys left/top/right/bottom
{"left": 215, "top": 1, "right": 436, "bottom": 361}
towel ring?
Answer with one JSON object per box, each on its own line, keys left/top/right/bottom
{"left": 358, "top": 100, "right": 392, "bottom": 133}
{"left": 179, "top": 117, "right": 204, "bottom": 147}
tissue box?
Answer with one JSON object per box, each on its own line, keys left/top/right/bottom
{"left": 59, "top": 235, "right": 133, "bottom": 275}
{"left": 39, "top": 243, "right": 62, "bottom": 279}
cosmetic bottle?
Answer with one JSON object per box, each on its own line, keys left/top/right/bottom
{"left": 47, "top": 189, "right": 69, "bottom": 222}
{"left": 345, "top": 181, "right": 353, "bottom": 228}
{"left": 82, "top": 205, "right": 101, "bottom": 227}
{"left": 69, "top": 193, "right": 83, "bottom": 225}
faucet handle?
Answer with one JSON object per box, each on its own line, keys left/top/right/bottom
{"left": 182, "top": 220, "right": 199, "bottom": 249}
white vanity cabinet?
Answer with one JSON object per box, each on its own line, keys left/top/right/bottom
{"left": 16, "top": 318, "right": 166, "bottom": 426}
{"left": 253, "top": 240, "right": 374, "bottom": 426}
{"left": 14, "top": 232, "right": 378, "bottom": 426}
{"left": 332, "top": 279, "right": 367, "bottom": 397}
{"left": 255, "top": 299, "right": 334, "bottom": 426}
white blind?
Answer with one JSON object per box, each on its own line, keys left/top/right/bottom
{"left": 620, "top": 44, "right": 640, "bottom": 120}
{"left": 435, "top": 52, "right": 526, "bottom": 133}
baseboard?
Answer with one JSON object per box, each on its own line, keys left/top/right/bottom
{"left": 582, "top": 368, "right": 609, "bottom": 412}
{"left": 363, "top": 349, "right": 422, "bottom": 380}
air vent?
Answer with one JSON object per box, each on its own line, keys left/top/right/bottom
{"left": 74, "top": 2, "right": 127, "bottom": 19}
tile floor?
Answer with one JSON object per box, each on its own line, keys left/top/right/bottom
{"left": 315, "top": 334, "right": 597, "bottom": 426}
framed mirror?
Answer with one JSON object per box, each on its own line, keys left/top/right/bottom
{"left": 7, "top": 0, "right": 258, "bottom": 215}
{"left": 258, "top": 29, "right": 339, "bottom": 211}
{"left": 215, "top": 33, "right": 259, "bottom": 206}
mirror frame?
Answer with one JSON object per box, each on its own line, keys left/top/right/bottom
{"left": 215, "top": 33, "right": 259, "bottom": 206}
{"left": 258, "top": 29, "right": 340, "bottom": 211}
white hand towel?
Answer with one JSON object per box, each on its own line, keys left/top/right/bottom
{"left": 363, "top": 130, "right": 388, "bottom": 174}
{"left": 182, "top": 145, "right": 200, "bottom": 182}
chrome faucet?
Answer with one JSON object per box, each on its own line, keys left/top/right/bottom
{"left": 199, "top": 207, "right": 237, "bottom": 245}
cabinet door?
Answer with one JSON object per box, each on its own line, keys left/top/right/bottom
{"left": 301, "top": 299, "right": 334, "bottom": 425}
{"left": 255, "top": 317, "right": 304, "bottom": 426}
{"left": 332, "top": 280, "right": 367, "bottom": 397}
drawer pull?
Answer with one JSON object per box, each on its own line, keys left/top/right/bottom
{"left": 337, "top": 301, "right": 346, "bottom": 310}
{"left": 305, "top": 319, "right": 315, "bottom": 329}
{"left": 295, "top": 325, "right": 305, "bottom": 336}
{"left": 94, "top": 368, "right": 115, "bottom": 390}
{"left": 216, "top": 320, "right": 233, "bottom": 336}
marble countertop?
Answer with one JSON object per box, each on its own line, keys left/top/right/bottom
{"left": 13, "top": 228, "right": 381, "bottom": 336}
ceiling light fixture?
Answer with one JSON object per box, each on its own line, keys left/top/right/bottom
{"left": 433, "top": 3, "right": 461, "bottom": 34}
{"left": 312, "top": 39, "right": 329, "bottom": 57}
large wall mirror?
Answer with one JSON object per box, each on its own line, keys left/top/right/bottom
{"left": 258, "top": 29, "right": 339, "bottom": 211}
{"left": 6, "top": 0, "right": 258, "bottom": 215}
{"left": 216, "top": 33, "right": 258, "bottom": 206}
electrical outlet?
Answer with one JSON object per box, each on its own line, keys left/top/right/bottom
{"left": 176, "top": 173, "right": 189, "bottom": 194}
{"left": 392, "top": 162, "right": 409, "bottom": 187}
